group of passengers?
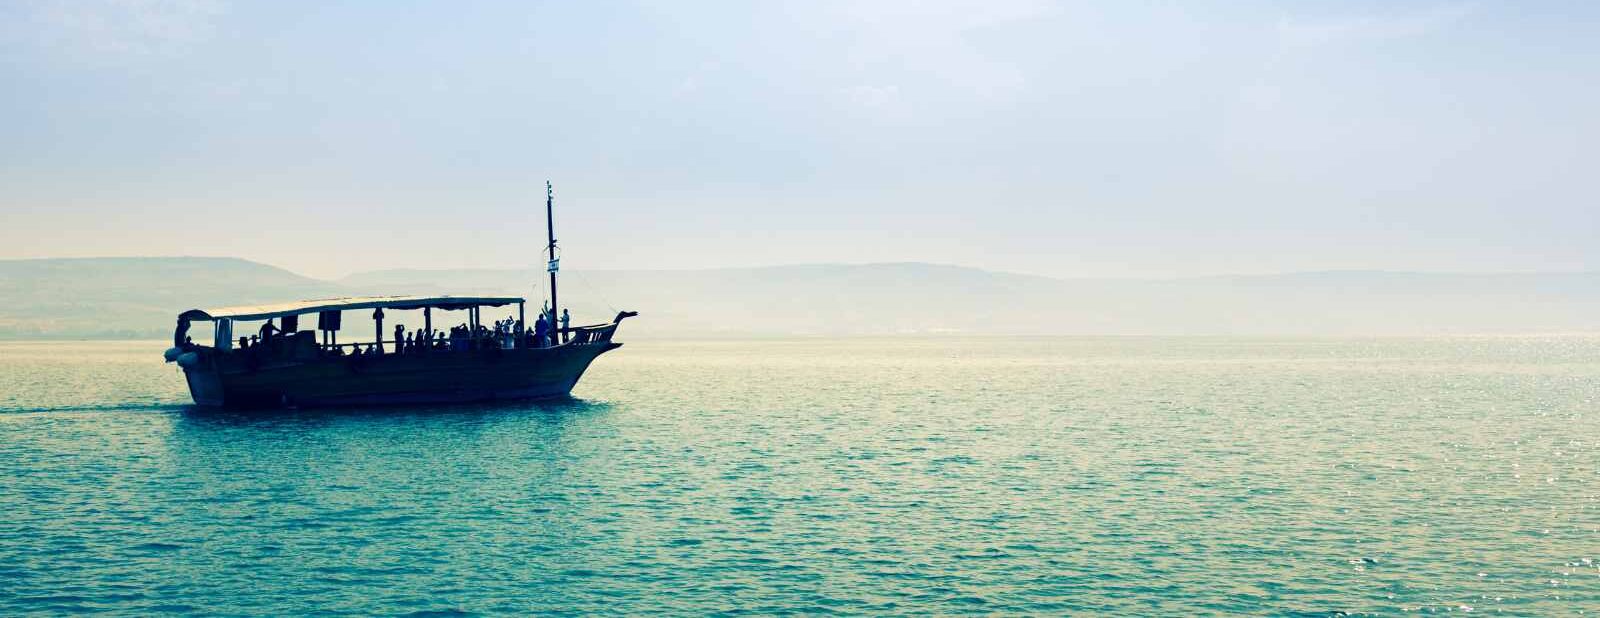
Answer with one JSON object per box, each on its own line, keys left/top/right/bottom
{"left": 237, "top": 319, "right": 281, "bottom": 352}
{"left": 348, "top": 306, "right": 573, "bottom": 356}
{"left": 530, "top": 307, "right": 572, "bottom": 348}
{"left": 238, "top": 307, "right": 576, "bottom": 358}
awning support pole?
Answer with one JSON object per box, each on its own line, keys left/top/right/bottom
{"left": 373, "top": 308, "right": 385, "bottom": 354}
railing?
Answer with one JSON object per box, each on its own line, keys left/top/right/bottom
{"left": 213, "top": 316, "right": 629, "bottom": 360}
{"left": 232, "top": 324, "right": 617, "bottom": 356}
{"left": 562, "top": 323, "right": 618, "bottom": 345}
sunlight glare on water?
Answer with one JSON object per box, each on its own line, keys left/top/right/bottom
{"left": 1, "top": 337, "right": 1597, "bottom": 615}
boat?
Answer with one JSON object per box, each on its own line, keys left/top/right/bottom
{"left": 164, "top": 183, "right": 634, "bottom": 408}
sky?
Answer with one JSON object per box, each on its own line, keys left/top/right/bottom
{"left": 0, "top": 0, "right": 1595, "bottom": 280}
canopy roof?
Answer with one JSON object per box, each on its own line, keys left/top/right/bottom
{"left": 179, "top": 295, "right": 525, "bottom": 322}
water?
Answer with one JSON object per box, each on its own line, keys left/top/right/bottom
{"left": 2, "top": 337, "right": 1597, "bottom": 615}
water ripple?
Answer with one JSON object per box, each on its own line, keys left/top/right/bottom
{"left": 1, "top": 337, "right": 1598, "bottom": 614}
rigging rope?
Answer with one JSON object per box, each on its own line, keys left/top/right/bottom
{"left": 529, "top": 247, "right": 620, "bottom": 318}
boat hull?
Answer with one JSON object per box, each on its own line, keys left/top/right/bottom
{"left": 182, "top": 342, "right": 620, "bottom": 408}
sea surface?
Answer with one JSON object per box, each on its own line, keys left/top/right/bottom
{"left": 1, "top": 337, "right": 1597, "bottom": 616}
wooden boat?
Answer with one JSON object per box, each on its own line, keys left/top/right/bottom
{"left": 164, "top": 183, "right": 633, "bottom": 408}
{"left": 166, "top": 297, "right": 633, "bottom": 407}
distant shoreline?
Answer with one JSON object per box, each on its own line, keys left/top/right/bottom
{"left": 5, "top": 257, "right": 1600, "bottom": 337}
{"left": 7, "top": 332, "right": 1600, "bottom": 345}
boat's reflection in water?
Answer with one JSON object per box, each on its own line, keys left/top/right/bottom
{"left": 178, "top": 395, "right": 614, "bottom": 426}
{"left": 158, "top": 394, "right": 623, "bottom": 609}
{"left": 169, "top": 396, "right": 620, "bottom": 468}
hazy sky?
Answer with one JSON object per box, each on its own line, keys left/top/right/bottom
{"left": 1, "top": 1, "right": 1595, "bottom": 279}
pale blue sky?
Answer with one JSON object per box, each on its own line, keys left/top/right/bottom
{"left": 1, "top": 1, "right": 1595, "bottom": 279}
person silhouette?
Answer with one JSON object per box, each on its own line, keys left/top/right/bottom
{"left": 534, "top": 313, "right": 550, "bottom": 348}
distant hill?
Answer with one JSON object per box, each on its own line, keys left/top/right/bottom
{"left": 0, "top": 258, "right": 339, "bottom": 339}
{"left": 340, "top": 263, "right": 1069, "bottom": 337}
{"left": 346, "top": 265, "right": 1600, "bottom": 337}
{"left": 3, "top": 257, "right": 1599, "bottom": 339}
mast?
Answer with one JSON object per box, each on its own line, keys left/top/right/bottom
{"left": 545, "top": 181, "right": 558, "bottom": 332}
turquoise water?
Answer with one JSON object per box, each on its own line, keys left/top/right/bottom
{"left": 2, "top": 337, "right": 1597, "bottom": 615}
